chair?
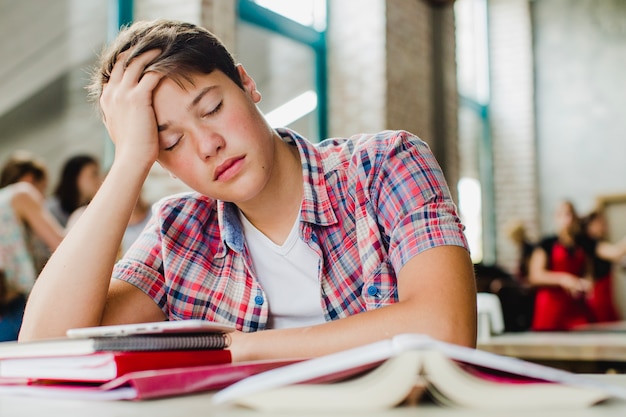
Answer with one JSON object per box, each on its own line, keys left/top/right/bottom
{"left": 477, "top": 292, "right": 505, "bottom": 342}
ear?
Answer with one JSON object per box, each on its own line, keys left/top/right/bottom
{"left": 236, "top": 64, "right": 261, "bottom": 103}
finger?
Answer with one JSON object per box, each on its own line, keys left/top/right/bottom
{"left": 100, "top": 51, "right": 130, "bottom": 109}
{"left": 120, "top": 49, "right": 162, "bottom": 87}
{"left": 100, "top": 49, "right": 162, "bottom": 112}
{"left": 138, "top": 71, "right": 165, "bottom": 94}
{"left": 107, "top": 50, "right": 131, "bottom": 86}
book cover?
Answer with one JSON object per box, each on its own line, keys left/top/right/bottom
{"left": 212, "top": 333, "right": 626, "bottom": 411}
{"left": 0, "top": 349, "right": 232, "bottom": 382}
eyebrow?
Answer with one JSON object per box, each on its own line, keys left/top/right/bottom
{"left": 189, "top": 86, "right": 217, "bottom": 110}
{"left": 157, "top": 85, "right": 218, "bottom": 132}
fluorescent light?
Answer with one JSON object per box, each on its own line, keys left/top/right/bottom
{"left": 254, "top": 0, "right": 326, "bottom": 30}
{"left": 265, "top": 90, "right": 317, "bottom": 127}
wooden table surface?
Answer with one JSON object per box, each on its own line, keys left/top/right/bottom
{"left": 479, "top": 331, "right": 626, "bottom": 361}
{"left": 478, "top": 331, "right": 626, "bottom": 372}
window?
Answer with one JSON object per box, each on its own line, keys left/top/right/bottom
{"left": 252, "top": 0, "right": 326, "bottom": 30}
{"left": 455, "top": 0, "right": 494, "bottom": 264}
{"left": 237, "top": 0, "right": 327, "bottom": 141}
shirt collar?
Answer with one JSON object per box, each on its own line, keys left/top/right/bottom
{"left": 218, "top": 200, "right": 245, "bottom": 254}
{"left": 276, "top": 128, "right": 337, "bottom": 227}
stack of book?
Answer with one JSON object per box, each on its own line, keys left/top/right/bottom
{"left": 0, "top": 320, "right": 296, "bottom": 400}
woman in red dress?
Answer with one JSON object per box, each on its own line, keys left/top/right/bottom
{"left": 581, "top": 209, "right": 626, "bottom": 322}
{"left": 529, "top": 200, "right": 594, "bottom": 330}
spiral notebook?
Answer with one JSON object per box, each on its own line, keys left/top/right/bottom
{"left": 0, "top": 320, "right": 234, "bottom": 359}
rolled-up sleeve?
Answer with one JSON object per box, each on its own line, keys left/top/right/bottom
{"left": 369, "top": 131, "right": 469, "bottom": 272}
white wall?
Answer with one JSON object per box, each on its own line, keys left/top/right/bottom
{"left": 534, "top": 0, "right": 626, "bottom": 230}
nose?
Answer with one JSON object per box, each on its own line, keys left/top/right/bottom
{"left": 192, "top": 127, "right": 225, "bottom": 160}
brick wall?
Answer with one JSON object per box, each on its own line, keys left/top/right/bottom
{"left": 386, "top": 0, "right": 434, "bottom": 141}
{"left": 200, "top": 0, "right": 237, "bottom": 50}
{"left": 327, "top": 0, "right": 387, "bottom": 137}
{"left": 386, "top": 0, "right": 459, "bottom": 199}
{"left": 135, "top": 0, "right": 202, "bottom": 24}
{"left": 436, "top": 5, "right": 461, "bottom": 200}
{"left": 329, "top": 0, "right": 460, "bottom": 198}
{"left": 488, "top": 0, "right": 539, "bottom": 273}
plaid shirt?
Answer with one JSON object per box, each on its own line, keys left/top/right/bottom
{"left": 113, "top": 129, "right": 468, "bottom": 332}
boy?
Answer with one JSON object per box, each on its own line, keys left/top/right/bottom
{"left": 19, "top": 20, "right": 477, "bottom": 360}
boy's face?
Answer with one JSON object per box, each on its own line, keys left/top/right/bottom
{"left": 152, "top": 66, "right": 276, "bottom": 203}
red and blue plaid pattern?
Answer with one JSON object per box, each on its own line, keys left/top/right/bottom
{"left": 113, "top": 129, "right": 468, "bottom": 332}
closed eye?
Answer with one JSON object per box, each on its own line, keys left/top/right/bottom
{"left": 203, "top": 101, "right": 223, "bottom": 117}
{"left": 164, "top": 136, "right": 183, "bottom": 152}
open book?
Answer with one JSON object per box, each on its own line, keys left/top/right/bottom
{"left": 213, "top": 334, "right": 626, "bottom": 411}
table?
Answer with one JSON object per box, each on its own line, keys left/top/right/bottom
{"left": 1, "top": 375, "right": 626, "bottom": 417}
{"left": 478, "top": 331, "right": 626, "bottom": 372}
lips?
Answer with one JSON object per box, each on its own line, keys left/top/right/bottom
{"left": 213, "top": 156, "right": 245, "bottom": 181}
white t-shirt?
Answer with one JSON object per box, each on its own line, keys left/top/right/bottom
{"left": 239, "top": 211, "right": 325, "bottom": 329}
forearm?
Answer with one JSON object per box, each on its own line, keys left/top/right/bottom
{"left": 596, "top": 239, "right": 626, "bottom": 262}
{"left": 230, "top": 299, "right": 474, "bottom": 362}
{"left": 528, "top": 269, "right": 592, "bottom": 300}
{"left": 528, "top": 248, "right": 581, "bottom": 287}
{"left": 231, "top": 246, "right": 477, "bottom": 362}
{"left": 528, "top": 270, "right": 575, "bottom": 287}
{"left": 19, "top": 159, "right": 152, "bottom": 341}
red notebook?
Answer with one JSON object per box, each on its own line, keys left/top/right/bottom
{"left": 0, "top": 359, "right": 300, "bottom": 401}
{"left": 0, "top": 349, "right": 232, "bottom": 382}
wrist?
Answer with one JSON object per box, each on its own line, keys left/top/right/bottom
{"left": 557, "top": 274, "right": 572, "bottom": 288}
{"left": 108, "top": 157, "right": 153, "bottom": 181}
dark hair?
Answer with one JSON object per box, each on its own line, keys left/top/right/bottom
{"left": 581, "top": 208, "right": 605, "bottom": 232}
{"left": 53, "top": 154, "right": 98, "bottom": 215}
{"left": 0, "top": 151, "right": 48, "bottom": 188}
{"left": 561, "top": 200, "right": 582, "bottom": 237}
{"left": 87, "top": 19, "right": 243, "bottom": 103}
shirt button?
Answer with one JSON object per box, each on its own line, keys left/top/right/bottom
{"left": 367, "top": 285, "right": 378, "bottom": 296}
{"left": 254, "top": 295, "right": 264, "bottom": 305}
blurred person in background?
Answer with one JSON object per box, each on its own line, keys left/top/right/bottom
{"left": 505, "top": 219, "right": 535, "bottom": 285}
{"left": 581, "top": 208, "right": 626, "bottom": 322}
{"left": 47, "top": 154, "right": 102, "bottom": 227}
{"left": 477, "top": 219, "right": 537, "bottom": 332}
{"left": 120, "top": 192, "right": 152, "bottom": 256}
{"left": 528, "top": 200, "right": 594, "bottom": 330}
{"left": 67, "top": 188, "right": 152, "bottom": 259}
{"left": 0, "top": 151, "right": 65, "bottom": 340}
